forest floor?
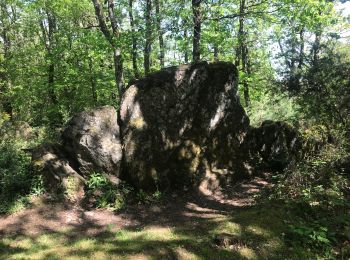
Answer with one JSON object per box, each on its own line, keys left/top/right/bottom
{"left": 0, "top": 176, "right": 309, "bottom": 259}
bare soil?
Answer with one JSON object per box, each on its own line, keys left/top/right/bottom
{"left": 0, "top": 176, "right": 271, "bottom": 239}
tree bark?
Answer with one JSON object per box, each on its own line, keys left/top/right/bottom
{"left": 183, "top": 20, "right": 189, "bottom": 63}
{"left": 236, "top": 0, "right": 250, "bottom": 106}
{"left": 88, "top": 57, "right": 98, "bottom": 104}
{"left": 192, "top": 0, "right": 201, "bottom": 62}
{"left": 144, "top": 0, "right": 152, "bottom": 74}
{"left": 40, "top": 8, "right": 58, "bottom": 105}
{"left": 298, "top": 28, "right": 305, "bottom": 69}
{"left": 214, "top": 45, "right": 219, "bottom": 61}
{"left": 128, "top": 0, "right": 140, "bottom": 78}
{"left": 242, "top": 45, "right": 250, "bottom": 106}
{"left": 0, "top": 3, "right": 13, "bottom": 117}
{"left": 312, "top": 30, "right": 322, "bottom": 66}
{"left": 91, "top": 0, "right": 124, "bottom": 98}
{"left": 155, "top": 0, "right": 165, "bottom": 68}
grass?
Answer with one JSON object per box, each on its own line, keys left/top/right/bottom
{"left": 0, "top": 202, "right": 315, "bottom": 260}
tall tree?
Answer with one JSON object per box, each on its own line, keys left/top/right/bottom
{"left": 144, "top": 0, "right": 152, "bottom": 74}
{"left": 192, "top": 0, "right": 202, "bottom": 62}
{"left": 91, "top": 0, "right": 123, "bottom": 99}
{"left": 39, "top": 6, "right": 58, "bottom": 105}
{"left": 0, "top": 1, "right": 13, "bottom": 117}
{"left": 236, "top": 0, "right": 251, "bottom": 106}
{"left": 155, "top": 0, "right": 165, "bottom": 68}
{"left": 128, "top": 0, "right": 140, "bottom": 78}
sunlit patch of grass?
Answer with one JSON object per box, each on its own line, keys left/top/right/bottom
{"left": 0, "top": 202, "right": 321, "bottom": 259}
{"left": 237, "top": 247, "right": 258, "bottom": 259}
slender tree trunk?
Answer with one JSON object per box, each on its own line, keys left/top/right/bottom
{"left": 312, "top": 30, "right": 322, "bottom": 66}
{"left": 45, "top": 9, "right": 58, "bottom": 105}
{"left": 107, "top": 0, "right": 124, "bottom": 97}
{"left": 242, "top": 45, "right": 250, "bottom": 106}
{"left": 298, "top": 28, "right": 305, "bottom": 69}
{"left": 183, "top": 21, "right": 189, "bottom": 63}
{"left": 235, "top": 0, "right": 245, "bottom": 67}
{"left": 214, "top": 45, "right": 219, "bottom": 61}
{"left": 155, "top": 0, "right": 164, "bottom": 68}
{"left": 0, "top": 3, "right": 13, "bottom": 117}
{"left": 47, "top": 60, "right": 57, "bottom": 104}
{"left": 128, "top": 0, "right": 139, "bottom": 78}
{"left": 236, "top": 0, "right": 250, "bottom": 106}
{"left": 88, "top": 57, "right": 97, "bottom": 103}
{"left": 144, "top": 0, "right": 152, "bottom": 74}
{"left": 192, "top": 0, "right": 201, "bottom": 62}
{"left": 92, "top": 0, "right": 124, "bottom": 98}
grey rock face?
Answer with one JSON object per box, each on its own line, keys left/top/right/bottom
{"left": 62, "top": 106, "right": 122, "bottom": 176}
{"left": 120, "top": 62, "right": 250, "bottom": 189}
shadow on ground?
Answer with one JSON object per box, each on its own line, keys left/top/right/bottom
{"left": 0, "top": 177, "right": 298, "bottom": 259}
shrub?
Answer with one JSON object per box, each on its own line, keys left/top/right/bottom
{"left": 85, "top": 172, "right": 133, "bottom": 211}
{"left": 0, "top": 140, "right": 44, "bottom": 214}
{"left": 246, "top": 91, "right": 301, "bottom": 126}
{"left": 269, "top": 143, "right": 350, "bottom": 257}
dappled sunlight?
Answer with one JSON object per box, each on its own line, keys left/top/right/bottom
{"left": 0, "top": 175, "right": 301, "bottom": 259}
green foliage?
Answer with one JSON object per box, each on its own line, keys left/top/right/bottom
{"left": 86, "top": 173, "right": 133, "bottom": 211}
{"left": 246, "top": 90, "right": 301, "bottom": 126}
{"left": 0, "top": 139, "right": 44, "bottom": 214}
{"left": 269, "top": 142, "right": 350, "bottom": 257}
{"left": 136, "top": 189, "right": 163, "bottom": 204}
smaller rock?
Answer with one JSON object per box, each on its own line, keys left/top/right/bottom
{"left": 32, "top": 144, "right": 85, "bottom": 201}
{"left": 62, "top": 106, "right": 122, "bottom": 177}
{"left": 246, "top": 121, "right": 303, "bottom": 171}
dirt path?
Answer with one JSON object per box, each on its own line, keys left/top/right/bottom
{"left": 0, "top": 177, "right": 271, "bottom": 239}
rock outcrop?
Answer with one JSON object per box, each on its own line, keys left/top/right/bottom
{"left": 120, "top": 62, "right": 249, "bottom": 189}
{"left": 32, "top": 62, "right": 308, "bottom": 194}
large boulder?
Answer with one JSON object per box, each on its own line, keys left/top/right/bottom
{"left": 62, "top": 106, "right": 122, "bottom": 177}
{"left": 120, "top": 61, "right": 250, "bottom": 190}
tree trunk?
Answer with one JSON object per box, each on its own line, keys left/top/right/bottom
{"left": 184, "top": 21, "right": 189, "bottom": 63}
{"left": 88, "top": 57, "right": 98, "bottom": 104}
{"left": 236, "top": 0, "right": 250, "bottom": 106}
{"left": 45, "top": 9, "right": 58, "bottom": 105}
{"left": 298, "top": 28, "right": 305, "bottom": 69}
{"left": 128, "top": 0, "right": 139, "bottom": 78}
{"left": 0, "top": 3, "right": 13, "bottom": 117}
{"left": 235, "top": 0, "right": 245, "bottom": 67}
{"left": 155, "top": 0, "right": 165, "bottom": 68}
{"left": 92, "top": 0, "right": 124, "bottom": 98}
{"left": 242, "top": 45, "right": 250, "bottom": 107}
{"left": 214, "top": 45, "right": 219, "bottom": 61}
{"left": 107, "top": 0, "right": 124, "bottom": 97}
{"left": 312, "top": 30, "right": 322, "bottom": 66}
{"left": 192, "top": 0, "right": 201, "bottom": 62}
{"left": 144, "top": 0, "right": 152, "bottom": 74}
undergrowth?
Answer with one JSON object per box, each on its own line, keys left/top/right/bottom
{"left": 269, "top": 141, "right": 350, "bottom": 258}
{"left": 85, "top": 173, "right": 163, "bottom": 211}
{"left": 0, "top": 140, "right": 45, "bottom": 214}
